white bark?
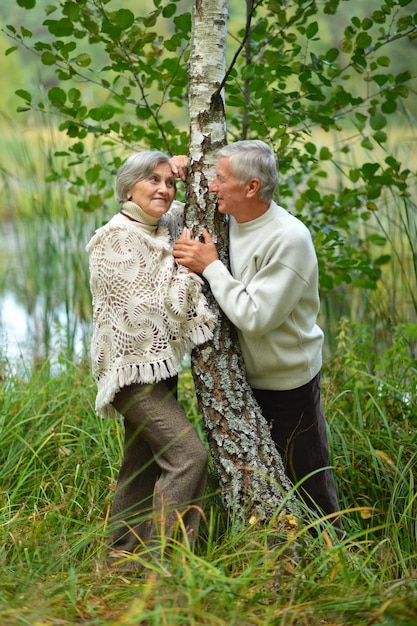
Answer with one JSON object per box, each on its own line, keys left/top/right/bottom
{"left": 187, "top": 0, "right": 299, "bottom": 527}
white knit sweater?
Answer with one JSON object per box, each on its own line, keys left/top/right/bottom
{"left": 203, "top": 201, "right": 323, "bottom": 391}
{"left": 87, "top": 200, "right": 215, "bottom": 418}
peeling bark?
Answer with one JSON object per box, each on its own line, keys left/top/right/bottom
{"left": 187, "top": 0, "right": 299, "bottom": 526}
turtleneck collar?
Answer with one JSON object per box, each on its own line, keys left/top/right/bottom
{"left": 120, "top": 201, "right": 160, "bottom": 233}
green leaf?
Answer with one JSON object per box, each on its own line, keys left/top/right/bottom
{"left": 43, "top": 18, "right": 74, "bottom": 37}
{"left": 356, "top": 32, "right": 372, "bottom": 49}
{"left": 68, "top": 88, "right": 81, "bottom": 103}
{"left": 305, "top": 142, "right": 317, "bottom": 155}
{"left": 394, "top": 85, "right": 409, "bottom": 99}
{"left": 377, "top": 55, "right": 390, "bottom": 67}
{"left": 369, "top": 112, "right": 386, "bottom": 130}
{"left": 373, "top": 130, "right": 387, "bottom": 144}
{"left": 162, "top": 4, "right": 176, "bottom": 18}
{"left": 143, "top": 11, "right": 158, "bottom": 28}
{"left": 340, "top": 39, "right": 353, "bottom": 53}
{"left": 5, "top": 46, "right": 19, "bottom": 56}
{"left": 306, "top": 22, "right": 319, "bottom": 39}
{"left": 70, "top": 142, "right": 85, "bottom": 155}
{"left": 89, "top": 105, "right": 117, "bottom": 121}
{"left": 397, "top": 15, "right": 413, "bottom": 30}
{"left": 63, "top": 2, "right": 80, "bottom": 20}
{"left": 319, "top": 147, "right": 333, "bottom": 160}
{"left": 135, "top": 106, "right": 152, "bottom": 120}
{"left": 349, "top": 169, "right": 361, "bottom": 182}
{"left": 86, "top": 165, "right": 101, "bottom": 184}
{"left": 361, "top": 137, "right": 374, "bottom": 150}
{"left": 114, "top": 9, "right": 135, "bottom": 29}
{"left": 395, "top": 70, "right": 411, "bottom": 84}
{"left": 41, "top": 51, "right": 58, "bottom": 66}
{"left": 17, "top": 0, "right": 36, "bottom": 7}
{"left": 15, "top": 89, "right": 32, "bottom": 103}
{"left": 101, "top": 20, "right": 122, "bottom": 39}
{"left": 373, "top": 74, "right": 388, "bottom": 87}
{"left": 325, "top": 48, "right": 339, "bottom": 63}
{"left": 174, "top": 12, "right": 191, "bottom": 33}
{"left": 75, "top": 53, "right": 92, "bottom": 67}
{"left": 374, "top": 254, "right": 391, "bottom": 266}
{"left": 323, "top": 0, "right": 339, "bottom": 16}
{"left": 164, "top": 36, "right": 180, "bottom": 52}
{"left": 372, "top": 11, "right": 386, "bottom": 25}
{"left": 381, "top": 100, "right": 397, "bottom": 114}
{"left": 362, "top": 163, "right": 380, "bottom": 179}
{"left": 48, "top": 87, "right": 67, "bottom": 107}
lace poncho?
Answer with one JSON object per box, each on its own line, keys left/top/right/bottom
{"left": 87, "top": 200, "right": 215, "bottom": 418}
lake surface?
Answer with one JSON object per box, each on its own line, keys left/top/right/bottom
{"left": 0, "top": 292, "right": 29, "bottom": 360}
{"left": 0, "top": 216, "right": 93, "bottom": 366}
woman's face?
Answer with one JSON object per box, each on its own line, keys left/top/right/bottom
{"left": 128, "top": 162, "right": 176, "bottom": 218}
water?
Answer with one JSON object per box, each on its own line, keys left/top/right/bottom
{"left": 0, "top": 216, "right": 93, "bottom": 366}
{"left": 0, "top": 221, "right": 27, "bottom": 360}
{"left": 0, "top": 292, "right": 29, "bottom": 359}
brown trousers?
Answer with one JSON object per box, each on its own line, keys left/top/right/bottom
{"left": 109, "top": 378, "right": 208, "bottom": 552}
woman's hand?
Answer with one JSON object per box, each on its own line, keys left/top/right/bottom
{"left": 169, "top": 155, "right": 189, "bottom": 181}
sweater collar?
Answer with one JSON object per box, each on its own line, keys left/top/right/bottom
{"left": 232, "top": 201, "right": 275, "bottom": 230}
{"left": 120, "top": 201, "right": 160, "bottom": 233}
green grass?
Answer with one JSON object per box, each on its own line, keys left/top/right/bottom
{"left": 1, "top": 335, "right": 416, "bottom": 626}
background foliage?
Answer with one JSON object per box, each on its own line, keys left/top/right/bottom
{"left": 2, "top": 0, "right": 416, "bottom": 298}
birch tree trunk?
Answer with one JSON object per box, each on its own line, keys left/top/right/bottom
{"left": 186, "top": 0, "right": 299, "bottom": 527}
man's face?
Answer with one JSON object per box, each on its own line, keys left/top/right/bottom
{"left": 209, "top": 157, "right": 248, "bottom": 219}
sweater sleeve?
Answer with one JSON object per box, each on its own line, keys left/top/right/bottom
{"left": 203, "top": 234, "right": 317, "bottom": 337}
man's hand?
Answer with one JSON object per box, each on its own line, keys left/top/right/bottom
{"left": 173, "top": 228, "right": 219, "bottom": 274}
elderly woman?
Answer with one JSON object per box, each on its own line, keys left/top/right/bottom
{"left": 87, "top": 151, "right": 214, "bottom": 566}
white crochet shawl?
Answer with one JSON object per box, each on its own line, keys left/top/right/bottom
{"left": 87, "top": 200, "right": 215, "bottom": 418}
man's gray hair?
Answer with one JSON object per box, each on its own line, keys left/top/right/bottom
{"left": 115, "top": 150, "right": 171, "bottom": 203}
{"left": 218, "top": 140, "right": 278, "bottom": 202}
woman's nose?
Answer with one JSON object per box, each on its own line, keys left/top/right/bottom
{"left": 159, "top": 181, "right": 170, "bottom": 194}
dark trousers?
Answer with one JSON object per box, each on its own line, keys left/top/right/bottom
{"left": 252, "top": 373, "right": 341, "bottom": 525}
{"left": 109, "top": 377, "right": 208, "bottom": 552}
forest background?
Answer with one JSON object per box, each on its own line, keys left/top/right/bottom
{"left": 0, "top": 1, "right": 416, "bottom": 625}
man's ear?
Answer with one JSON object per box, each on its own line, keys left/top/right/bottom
{"left": 246, "top": 178, "right": 261, "bottom": 197}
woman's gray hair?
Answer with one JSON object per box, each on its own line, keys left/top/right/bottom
{"left": 115, "top": 150, "right": 172, "bottom": 204}
{"left": 218, "top": 140, "right": 278, "bottom": 202}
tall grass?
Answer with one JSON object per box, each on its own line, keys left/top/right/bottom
{"left": 0, "top": 122, "right": 110, "bottom": 365}
{"left": 317, "top": 122, "right": 417, "bottom": 357}
{"left": 0, "top": 347, "right": 416, "bottom": 625}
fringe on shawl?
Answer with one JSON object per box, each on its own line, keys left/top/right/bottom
{"left": 187, "top": 319, "right": 215, "bottom": 346}
{"left": 94, "top": 306, "right": 215, "bottom": 419}
{"left": 95, "top": 356, "right": 182, "bottom": 419}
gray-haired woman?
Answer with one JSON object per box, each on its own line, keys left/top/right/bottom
{"left": 87, "top": 151, "right": 214, "bottom": 569}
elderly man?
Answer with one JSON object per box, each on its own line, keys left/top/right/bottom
{"left": 173, "top": 140, "right": 341, "bottom": 526}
